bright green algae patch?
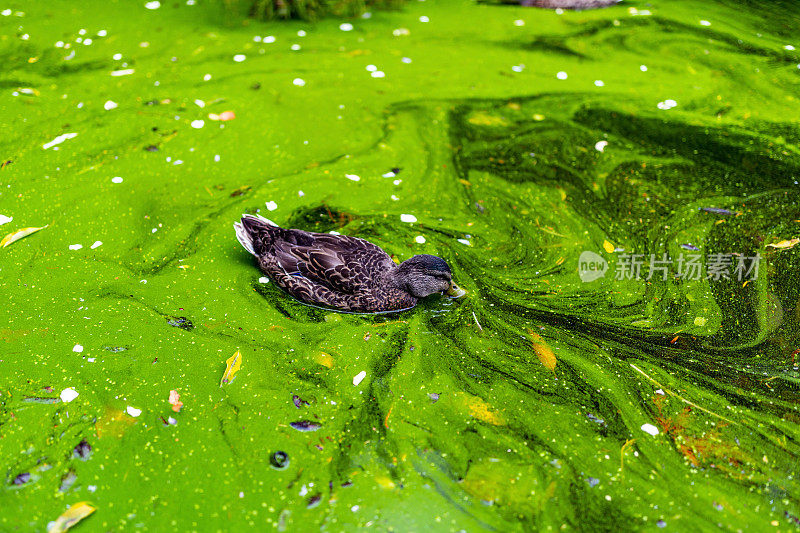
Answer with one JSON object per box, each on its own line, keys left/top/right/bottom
{"left": 2, "top": 0, "right": 800, "bottom": 530}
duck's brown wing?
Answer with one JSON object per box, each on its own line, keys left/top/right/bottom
{"left": 269, "top": 231, "right": 393, "bottom": 295}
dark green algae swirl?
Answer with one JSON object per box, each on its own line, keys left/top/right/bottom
{"left": 2, "top": 1, "right": 800, "bottom": 531}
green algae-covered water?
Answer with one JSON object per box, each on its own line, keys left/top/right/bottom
{"left": 2, "top": 0, "right": 800, "bottom": 530}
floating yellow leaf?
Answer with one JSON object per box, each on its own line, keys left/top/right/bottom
{"left": 314, "top": 351, "right": 334, "bottom": 368}
{"left": 455, "top": 392, "right": 505, "bottom": 425}
{"left": 603, "top": 240, "right": 615, "bottom": 253}
{"left": 527, "top": 329, "right": 557, "bottom": 372}
{"left": 1, "top": 225, "right": 48, "bottom": 248}
{"left": 220, "top": 350, "right": 242, "bottom": 386}
{"left": 47, "top": 502, "right": 95, "bottom": 533}
{"left": 766, "top": 238, "right": 799, "bottom": 250}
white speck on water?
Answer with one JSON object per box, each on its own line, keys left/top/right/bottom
{"left": 345, "top": 174, "right": 361, "bottom": 181}
{"left": 126, "top": 406, "right": 142, "bottom": 417}
{"left": 72, "top": 344, "right": 84, "bottom": 353}
{"left": 214, "top": 154, "right": 220, "bottom": 162}
{"left": 291, "top": 44, "right": 301, "bottom": 51}
{"left": 415, "top": 235, "right": 426, "bottom": 244}
{"left": 152, "top": 228, "right": 158, "bottom": 233}
{"left": 104, "top": 100, "right": 118, "bottom": 110}
{"left": 514, "top": 19, "right": 524, "bottom": 26}
{"left": 145, "top": 1, "right": 161, "bottom": 9}
{"left": 55, "top": 40, "right": 64, "bottom": 47}
{"left": 258, "top": 277, "right": 270, "bottom": 284}
{"left": 784, "top": 44, "right": 796, "bottom": 51}
{"left": 265, "top": 201, "right": 278, "bottom": 211}
{"left": 253, "top": 35, "right": 262, "bottom": 42}
{"left": 393, "top": 179, "right": 401, "bottom": 185}
{"left": 340, "top": 23, "right": 353, "bottom": 31}
{"left": 97, "top": 29, "right": 107, "bottom": 37}
{"left": 555, "top": 7, "right": 564, "bottom": 14}
{"left": 173, "top": 160, "right": 183, "bottom": 165}
{"left": 401, "top": 57, "right": 412, "bottom": 63}
{"left": 293, "top": 78, "right": 306, "bottom": 86}
{"left": 361, "top": 11, "right": 371, "bottom": 18}
{"left": 0, "top": 9, "right": 10, "bottom": 16}
{"left": 0, "top": 215, "right": 12, "bottom": 226}
{"left": 655, "top": 389, "right": 665, "bottom": 395}
{"left": 191, "top": 119, "right": 204, "bottom": 129}
{"left": 203, "top": 73, "right": 212, "bottom": 81}
{"left": 91, "top": 241, "right": 102, "bottom": 249}
{"left": 366, "top": 64, "right": 377, "bottom": 72}
{"left": 640, "top": 64, "right": 648, "bottom": 71}
{"left": 393, "top": 28, "right": 410, "bottom": 37}
{"left": 512, "top": 65, "right": 524, "bottom": 72}
{"left": 400, "top": 214, "right": 417, "bottom": 223}
{"left": 594, "top": 80, "right": 604, "bottom": 87}
{"left": 298, "top": 190, "right": 305, "bottom": 197}
{"left": 263, "top": 36, "right": 275, "bottom": 43}
{"left": 371, "top": 71, "right": 385, "bottom": 78}
{"left": 382, "top": 171, "right": 396, "bottom": 178}
{"left": 110, "top": 69, "right": 135, "bottom": 76}
{"left": 351, "top": 505, "right": 360, "bottom": 512}
{"left": 457, "top": 239, "right": 471, "bottom": 246}
{"left": 87, "top": 357, "right": 96, "bottom": 363}
{"left": 657, "top": 99, "right": 677, "bottom": 110}
{"left": 83, "top": 38, "right": 93, "bottom": 46}
{"left": 699, "top": 20, "right": 711, "bottom": 26}
{"left": 233, "top": 54, "right": 246, "bottom": 62}
{"left": 641, "top": 423, "right": 660, "bottom": 436}
{"left": 20, "top": 33, "right": 29, "bottom": 40}
{"left": 194, "top": 99, "right": 205, "bottom": 108}
{"left": 329, "top": 231, "right": 340, "bottom": 235}
{"left": 353, "top": 371, "right": 367, "bottom": 386}
{"left": 556, "top": 71, "right": 568, "bottom": 80}
{"left": 87, "top": 485, "right": 97, "bottom": 493}
{"left": 419, "top": 15, "right": 429, "bottom": 22}
{"left": 69, "top": 244, "right": 83, "bottom": 250}
{"left": 595, "top": 140, "right": 608, "bottom": 152}
{"left": 111, "top": 176, "right": 123, "bottom": 183}
{"left": 297, "top": 30, "right": 306, "bottom": 37}
{"left": 239, "top": 492, "right": 244, "bottom": 498}
{"left": 42, "top": 132, "right": 77, "bottom": 150}
{"left": 391, "top": 195, "right": 399, "bottom": 201}
{"left": 60, "top": 388, "right": 79, "bottom": 403}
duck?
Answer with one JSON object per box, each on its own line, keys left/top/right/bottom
{"left": 234, "top": 213, "right": 465, "bottom": 313}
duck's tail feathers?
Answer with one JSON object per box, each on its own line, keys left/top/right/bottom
{"left": 234, "top": 214, "right": 279, "bottom": 256}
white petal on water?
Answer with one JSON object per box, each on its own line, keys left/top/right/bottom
{"left": 258, "top": 277, "right": 270, "bottom": 284}
{"left": 293, "top": 78, "right": 306, "bottom": 86}
{"left": 400, "top": 214, "right": 417, "bottom": 223}
{"left": 111, "top": 176, "right": 123, "bottom": 183}
{"left": 595, "top": 141, "right": 608, "bottom": 152}
{"left": 145, "top": 1, "right": 161, "bottom": 9}
{"left": 73, "top": 344, "right": 84, "bottom": 352}
{"left": 640, "top": 64, "right": 648, "bottom": 72}
{"left": 366, "top": 64, "right": 377, "bottom": 72}
{"left": 110, "top": 69, "right": 135, "bottom": 76}
{"left": 104, "top": 100, "right": 118, "bottom": 110}
{"left": 0, "top": 215, "right": 12, "bottom": 226}
{"left": 419, "top": 15, "right": 429, "bottom": 22}
{"left": 266, "top": 201, "right": 278, "bottom": 211}
{"left": 594, "top": 80, "right": 604, "bottom": 87}
{"left": 345, "top": 174, "right": 360, "bottom": 181}
{"left": 263, "top": 36, "right": 276, "bottom": 43}
{"left": 641, "top": 423, "right": 659, "bottom": 436}
{"left": 371, "top": 71, "right": 385, "bottom": 78}
{"left": 91, "top": 241, "right": 103, "bottom": 249}
{"left": 415, "top": 236, "right": 426, "bottom": 244}
{"left": 42, "top": 132, "right": 77, "bottom": 150}
{"left": 60, "top": 388, "right": 79, "bottom": 403}
{"left": 353, "top": 371, "right": 367, "bottom": 386}
{"left": 191, "top": 119, "right": 204, "bottom": 129}
{"left": 457, "top": 239, "right": 471, "bottom": 246}
{"left": 126, "top": 406, "right": 142, "bottom": 417}
{"left": 382, "top": 171, "right": 396, "bottom": 178}
{"left": 556, "top": 71, "right": 568, "bottom": 80}
{"left": 699, "top": 20, "right": 711, "bottom": 26}
{"left": 784, "top": 44, "right": 796, "bottom": 51}
{"left": 339, "top": 23, "right": 353, "bottom": 31}
{"left": 69, "top": 244, "right": 83, "bottom": 250}
{"left": 233, "top": 54, "right": 246, "bottom": 62}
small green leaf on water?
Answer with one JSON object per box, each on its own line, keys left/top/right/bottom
{"left": 1, "top": 225, "right": 48, "bottom": 248}
{"left": 220, "top": 349, "right": 242, "bottom": 386}
{"left": 47, "top": 501, "right": 95, "bottom": 533}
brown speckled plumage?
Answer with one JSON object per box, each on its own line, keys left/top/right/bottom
{"left": 234, "top": 214, "right": 456, "bottom": 313}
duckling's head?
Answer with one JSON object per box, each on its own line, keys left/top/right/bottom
{"left": 396, "top": 254, "right": 462, "bottom": 299}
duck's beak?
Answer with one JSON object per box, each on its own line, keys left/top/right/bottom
{"left": 446, "top": 281, "right": 467, "bottom": 298}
